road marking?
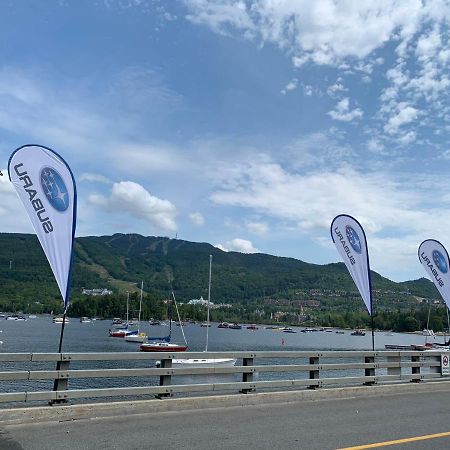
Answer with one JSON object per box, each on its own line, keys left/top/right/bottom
{"left": 336, "top": 431, "right": 450, "bottom": 449}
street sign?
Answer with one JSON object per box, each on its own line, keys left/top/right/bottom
{"left": 441, "top": 353, "right": 449, "bottom": 376}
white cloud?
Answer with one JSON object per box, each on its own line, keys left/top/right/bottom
{"left": 246, "top": 221, "right": 268, "bottom": 235}
{"left": 415, "top": 26, "right": 442, "bottom": 61}
{"left": 302, "top": 84, "right": 314, "bottom": 96}
{"left": 210, "top": 158, "right": 441, "bottom": 235}
{"left": 185, "top": 0, "right": 434, "bottom": 66}
{"left": 367, "top": 139, "right": 385, "bottom": 154}
{"left": 88, "top": 181, "right": 177, "bottom": 231}
{"left": 108, "top": 66, "right": 183, "bottom": 112}
{"left": 189, "top": 212, "right": 204, "bottom": 225}
{"left": 281, "top": 78, "right": 298, "bottom": 95}
{"left": 79, "top": 173, "right": 111, "bottom": 184}
{"left": 214, "top": 243, "right": 228, "bottom": 252}
{"left": 397, "top": 131, "right": 417, "bottom": 145}
{"left": 185, "top": 1, "right": 450, "bottom": 148}
{"left": 328, "top": 98, "right": 363, "bottom": 122}
{"left": 109, "top": 143, "right": 190, "bottom": 174}
{"left": 384, "top": 104, "right": 419, "bottom": 134}
{"left": 215, "top": 238, "right": 259, "bottom": 253}
{"left": 0, "top": 172, "right": 33, "bottom": 232}
{"left": 209, "top": 156, "right": 450, "bottom": 279}
{"left": 327, "top": 80, "right": 347, "bottom": 97}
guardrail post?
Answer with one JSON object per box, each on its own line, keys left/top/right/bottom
{"left": 387, "top": 354, "right": 401, "bottom": 377}
{"left": 308, "top": 356, "right": 320, "bottom": 389}
{"left": 157, "top": 357, "right": 172, "bottom": 398}
{"left": 50, "top": 358, "right": 70, "bottom": 405}
{"left": 364, "top": 354, "right": 375, "bottom": 386}
{"left": 411, "top": 355, "right": 421, "bottom": 382}
{"left": 429, "top": 354, "right": 442, "bottom": 375}
{"left": 240, "top": 356, "right": 255, "bottom": 394}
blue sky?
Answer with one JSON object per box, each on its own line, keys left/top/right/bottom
{"left": 1, "top": 0, "right": 450, "bottom": 282}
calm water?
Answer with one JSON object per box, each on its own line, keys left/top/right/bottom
{"left": 0, "top": 317, "right": 440, "bottom": 406}
{"left": 0, "top": 315, "right": 436, "bottom": 353}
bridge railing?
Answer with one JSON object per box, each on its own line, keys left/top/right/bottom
{"left": 0, "top": 350, "right": 445, "bottom": 405}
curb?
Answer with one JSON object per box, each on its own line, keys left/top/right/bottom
{"left": 2, "top": 381, "right": 450, "bottom": 426}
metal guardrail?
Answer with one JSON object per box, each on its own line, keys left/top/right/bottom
{"left": 0, "top": 350, "right": 446, "bottom": 405}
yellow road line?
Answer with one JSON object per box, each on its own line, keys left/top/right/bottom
{"left": 336, "top": 431, "right": 450, "bottom": 449}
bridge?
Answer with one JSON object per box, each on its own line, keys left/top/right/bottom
{"left": 0, "top": 350, "right": 449, "bottom": 449}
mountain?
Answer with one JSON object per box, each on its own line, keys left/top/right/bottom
{"left": 0, "top": 232, "right": 440, "bottom": 316}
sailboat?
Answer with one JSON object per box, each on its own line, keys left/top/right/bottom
{"left": 125, "top": 281, "right": 148, "bottom": 343}
{"left": 109, "top": 292, "right": 138, "bottom": 338}
{"left": 171, "top": 255, "right": 236, "bottom": 367}
{"left": 140, "top": 290, "right": 188, "bottom": 352}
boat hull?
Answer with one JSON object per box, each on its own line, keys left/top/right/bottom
{"left": 161, "top": 358, "right": 237, "bottom": 367}
{"left": 124, "top": 334, "right": 147, "bottom": 343}
{"left": 109, "top": 330, "right": 138, "bottom": 338}
{"left": 140, "top": 342, "right": 188, "bottom": 352}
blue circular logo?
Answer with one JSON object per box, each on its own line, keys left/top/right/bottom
{"left": 433, "top": 250, "right": 448, "bottom": 274}
{"left": 346, "top": 226, "right": 362, "bottom": 254}
{"left": 40, "top": 167, "right": 69, "bottom": 212}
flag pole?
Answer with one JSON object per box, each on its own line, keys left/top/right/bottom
{"left": 370, "top": 306, "right": 375, "bottom": 352}
{"left": 57, "top": 311, "right": 67, "bottom": 353}
{"left": 53, "top": 308, "right": 68, "bottom": 402}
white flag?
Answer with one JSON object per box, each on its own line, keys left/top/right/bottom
{"left": 418, "top": 239, "right": 450, "bottom": 310}
{"left": 330, "top": 214, "right": 373, "bottom": 314}
{"left": 8, "top": 145, "right": 77, "bottom": 310}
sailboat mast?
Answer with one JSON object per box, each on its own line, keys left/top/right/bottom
{"left": 172, "top": 290, "right": 188, "bottom": 346}
{"left": 425, "top": 298, "right": 432, "bottom": 344}
{"left": 126, "top": 291, "right": 129, "bottom": 325}
{"left": 206, "top": 254, "right": 212, "bottom": 352}
{"left": 138, "top": 281, "right": 143, "bottom": 333}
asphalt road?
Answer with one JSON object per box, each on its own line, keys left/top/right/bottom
{"left": 1, "top": 389, "right": 450, "bottom": 450}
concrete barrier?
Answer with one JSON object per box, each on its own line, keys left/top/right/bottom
{"left": 2, "top": 380, "right": 450, "bottom": 426}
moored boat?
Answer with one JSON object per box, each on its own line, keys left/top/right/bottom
{"left": 124, "top": 332, "right": 148, "bottom": 343}
{"left": 140, "top": 341, "right": 188, "bottom": 352}
{"left": 385, "top": 343, "right": 433, "bottom": 351}
{"left": 162, "top": 256, "right": 234, "bottom": 367}
{"left": 124, "top": 281, "right": 147, "bottom": 343}
{"left": 109, "top": 328, "right": 138, "bottom": 338}
{"left": 282, "top": 327, "right": 296, "bottom": 333}
{"left": 53, "top": 316, "right": 69, "bottom": 324}
{"left": 422, "top": 329, "right": 436, "bottom": 337}
{"left": 351, "top": 329, "right": 366, "bottom": 336}
{"left": 158, "top": 357, "right": 236, "bottom": 367}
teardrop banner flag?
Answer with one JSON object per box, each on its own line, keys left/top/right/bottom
{"left": 330, "top": 214, "right": 373, "bottom": 316}
{"left": 8, "top": 144, "right": 77, "bottom": 311}
{"left": 418, "top": 239, "right": 450, "bottom": 310}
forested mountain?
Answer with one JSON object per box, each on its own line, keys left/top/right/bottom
{"left": 0, "top": 233, "right": 443, "bottom": 331}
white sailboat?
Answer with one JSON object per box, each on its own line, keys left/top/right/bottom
{"left": 141, "top": 290, "right": 188, "bottom": 352}
{"left": 172, "top": 255, "right": 236, "bottom": 367}
{"left": 109, "top": 292, "right": 138, "bottom": 337}
{"left": 125, "top": 281, "right": 148, "bottom": 343}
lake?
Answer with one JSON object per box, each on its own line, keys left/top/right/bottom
{"left": 0, "top": 316, "right": 442, "bottom": 406}
{"left": 0, "top": 315, "right": 437, "bottom": 353}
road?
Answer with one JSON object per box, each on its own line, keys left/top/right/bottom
{"left": 1, "top": 388, "right": 450, "bottom": 449}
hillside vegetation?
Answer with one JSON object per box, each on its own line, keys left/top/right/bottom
{"left": 0, "top": 233, "right": 445, "bottom": 331}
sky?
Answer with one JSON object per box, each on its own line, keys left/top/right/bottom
{"left": 1, "top": 0, "right": 450, "bottom": 283}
